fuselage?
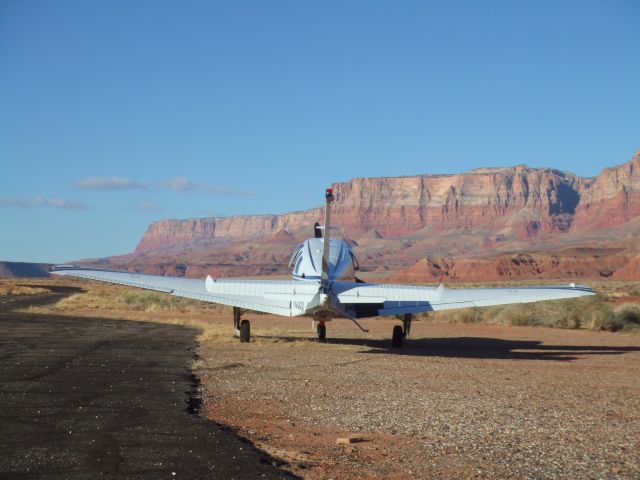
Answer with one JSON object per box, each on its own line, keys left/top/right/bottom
{"left": 290, "top": 238, "right": 358, "bottom": 282}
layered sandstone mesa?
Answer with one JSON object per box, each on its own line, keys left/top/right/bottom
{"left": 572, "top": 152, "right": 640, "bottom": 230}
{"left": 136, "top": 168, "right": 585, "bottom": 254}
{"left": 133, "top": 151, "right": 640, "bottom": 260}
{"left": 330, "top": 165, "right": 582, "bottom": 237}
{"left": 134, "top": 209, "right": 322, "bottom": 255}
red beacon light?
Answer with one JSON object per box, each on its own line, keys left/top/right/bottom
{"left": 325, "top": 188, "right": 335, "bottom": 202}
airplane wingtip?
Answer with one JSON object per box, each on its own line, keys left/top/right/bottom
{"left": 205, "top": 275, "right": 215, "bottom": 292}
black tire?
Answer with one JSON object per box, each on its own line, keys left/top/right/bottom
{"left": 317, "top": 323, "right": 327, "bottom": 342}
{"left": 391, "top": 325, "right": 404, "bottom": 348}
{"left": 239, "top": 319, "right": 251, "bottom": 343}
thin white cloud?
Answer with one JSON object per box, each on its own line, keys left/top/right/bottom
{"left": 74, "top": 176, "right": 145, "bottom": 190}
{"left": 162, "top": 176, "right": 197, "bottom": 192}
{"left": 0, "top": 196, "right": 88, "bottom": 211}
{"left": 73, "top": 175, "right": 253, "bottom": 196}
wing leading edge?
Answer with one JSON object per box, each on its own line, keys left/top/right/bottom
{"left": 52, "top": 266, "right": 596, "bottom": 320}
{"left": 51, "top": 266, "right": 320, "bottom": 317}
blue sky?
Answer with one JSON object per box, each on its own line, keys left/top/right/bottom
{"left": 1, "top": 0, "right": 639, "bottom": 262}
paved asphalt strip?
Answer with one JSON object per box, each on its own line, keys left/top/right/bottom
{"left": 0, "top": 294, "right": 298, "bottom": 479}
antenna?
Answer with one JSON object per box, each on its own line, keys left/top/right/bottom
{"left": 320, "top": 188, "right": 334, "bottom": 287}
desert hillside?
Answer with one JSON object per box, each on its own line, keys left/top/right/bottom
{"left": 0, "top": 261, "right": 52, "bottom": 279}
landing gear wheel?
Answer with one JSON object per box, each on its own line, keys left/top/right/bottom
{"left": 392, "top": 325, "right": 404, "bottom": 348}
{"left": 239, "top": 319, "right": 251, "bottom": 343}
{"left": 317, "top": 322, "right": 327, "bottom": 343}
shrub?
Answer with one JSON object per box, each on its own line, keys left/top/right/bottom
{"left": 613, "top": 303, "right": 640, "bottom": 329}
{"left": 492, "top": 304, "right": 541, "bottom": 327}
{"left": 122, "top": 291, "right": 198, "bottom": 312}
{"left": 470, "top": 296, "right": 614, "bottom": 330}
{"left": 437, "top": 307, "right": 484, "bottom": 324}
{"left": 455, "top": 307, "right": 484, "bottom": 324}
{"left": 598, "top": 316, "right": 625, "bottom": 332}
{"left": 417, "top": 288, "right": 634, "bottom": 332}
{"left": 587, "top": 303, "right": 617, "bottom": 331}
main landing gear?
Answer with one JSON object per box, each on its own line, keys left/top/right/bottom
{"left": 233, "top": 307, "right": 251, "bottom": 343}
{"left": 317, "top": 321, "right": 327, "bottom": 342}
{"left": 391, "top": 313, "right": 413, "bottom": 348}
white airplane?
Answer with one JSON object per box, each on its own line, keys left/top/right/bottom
{"left": 53, "top": 188, "right": 595, "bottom": 346}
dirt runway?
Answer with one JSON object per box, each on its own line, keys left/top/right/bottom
{"left": 0, "top": 294, "right": 297, "bottom": 479}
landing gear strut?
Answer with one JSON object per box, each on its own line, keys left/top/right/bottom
{"left": 391, "top": 313, "right": 413, "bottom": 348}
{"left": 233, "top": 307, "right": 250, "bottom": 343}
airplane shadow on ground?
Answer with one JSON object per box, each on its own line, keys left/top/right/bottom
{"left": 255, "top": 335, "right": 640, "bottom": 361}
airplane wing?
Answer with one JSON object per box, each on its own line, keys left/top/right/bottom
{"left": 51, "top": 266, "right": 321, "bottom": 317}
{"left": 333, "top": 281, "right": 596, "bottom": 318}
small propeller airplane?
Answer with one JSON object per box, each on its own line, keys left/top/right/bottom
{"left": 53, "top": 188, "right": 595, "bottom": 346}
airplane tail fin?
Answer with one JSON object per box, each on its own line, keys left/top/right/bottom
{"left": 320, "top": 188, "right": 335, "bottom": 287}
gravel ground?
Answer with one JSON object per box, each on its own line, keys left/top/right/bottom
{"left": 197, "top": 316, "right": 640, "bottom": 479}
{"left": 6, "top": 281, "right": 638, "bottom": 479}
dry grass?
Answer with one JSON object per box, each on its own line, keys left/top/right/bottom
{"left": 414, "top": 280, "right": 640, "bottom": 332}
{"left": 425, "top": 295, "right": 640, "bottom": 332}
{"left": 0, "top": 280, "right": 50, "bottom": 296}
{"left": 50, "top": 282, "right": 223, "bottom": 314}
{"left": 627, "top": 284, "right": 640, "bottom": 296}
{"left": 437, "top": 279, "right": 640, "bottom": 296}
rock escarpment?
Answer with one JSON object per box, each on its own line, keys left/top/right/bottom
{"left": 573, "top": 152, "right": 640, "bottom": 229}
{"left": 134, "top": 210, "right": 322, "bottom": 254}
{"left": 113, "top": 151, "right": 640, "bottom": 281}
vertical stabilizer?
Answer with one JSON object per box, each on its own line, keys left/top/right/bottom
{"left": 321, "top": 188, "right": 334, "bottom": 287}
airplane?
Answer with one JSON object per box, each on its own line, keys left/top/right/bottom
{"left": 52, "top": 188, "right": 595, "bottom": 347}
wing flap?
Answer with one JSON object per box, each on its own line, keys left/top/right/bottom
{"left": 335, "top": 283, "right": 443, "bottom": 304}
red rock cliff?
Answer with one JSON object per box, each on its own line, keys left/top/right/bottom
{"left": 572, "top": 152, "right": 640, "bottom": 229}
{"left": 125, "top": 151, "right": 640, "bottom": 281}
{"left": 137, "top": 155, "right": 637, "bottom": 255}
